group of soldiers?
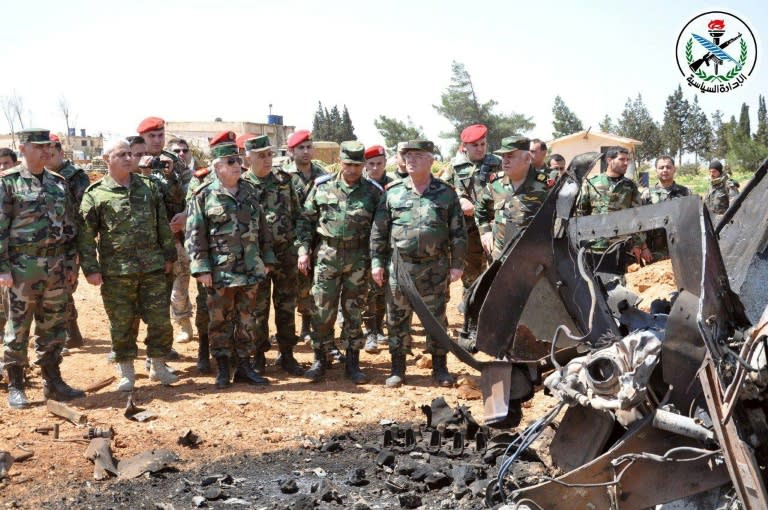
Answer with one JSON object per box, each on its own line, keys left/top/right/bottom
{"left": 0, "top": 117, "right": 744, "bottom": 408}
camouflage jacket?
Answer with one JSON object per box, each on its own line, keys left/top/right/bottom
{"left": 78, "top": 173, "right": 176, "bottom": 277}
{"left": 641, "top": 181, "right": 691, "bottom": 205}
{"left": 366, "top": 172, "right": 394, "bottom": 189}
{"left": 448, "top": 152, "right": 503, "bottom": 205}
{"left": 285, "top": 161, "right": 326, "bottom": 205}
{"left": 706, "top": 175, "right": 739, "bottom": 215}
{"left": 54, "top": 160, "right": 91, "bottom": 207}
{"left": 242, "top": 168, "right": 301, "bottom": 251}
{"left": 387, "top": 169, "right": 410, "bottom": 183}
{"left": 371, "top": 176, "right": 467, "bottom": 270}
{"left": 296, "top": 173, "right": 382, "bottom": 257}
{"left": 186, "top": 178, "right": 275, "bottom": 288}
{"left": 577, "top": 173, "right": 644, "bottom": 250}
{"left": 0, "top": 165, "right": 78, "bottom": 274}
{"left": 475, "top": 167, "right": 549, "bottom": 259}
{"left": 150, "top": 150, "right": 187, "bottom": 219}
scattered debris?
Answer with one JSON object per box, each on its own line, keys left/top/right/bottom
{"left": 117, "top": 449, "right": 179, "bottom": 479}
{"left": 84, "top": 438, "right": 119, "bottom": 480}
{"left": 124, "top": 395, "right": 157, "bottom": 422}
{"left": 47, "top": 400, "right": 87, "bottom": 426}
{"left": 84, "top": 427, "right": 114, "bottom": 440}
{"left": 0, "top": 451, "right": 14, "bottom": 479}
{"left": 278, "top": 477, "right": 298, "bottom": 494}
{"left": 177, "top": 429, "right": 202, "bottom": 448}
{"left": 84, "top": 376, "right": 116, "bottom": 393}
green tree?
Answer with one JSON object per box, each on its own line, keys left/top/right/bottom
{"left": 312, "top": 101, "right": 357, "bottom": 143}
{"left": 340, "top": 105, "right": 356, "bottom": 141}
{"left": 599, "top": 114, "right": 617, "bottom": 134}
{"left": 373, "top": 115, "right": 424, "bottom": 148}
{"left": 617, "top": 93, "right": 662, "bottom": 162}
{"left": 738, "top": 102, "right": 751, "bottom": 137}
{"left": 727, "top": 128, "right": 768, "bottom": 172}
{"left": 709, "top": 110, "right": 729, "bottom": 160}
{"left": 684, "top": 95, "right": 712, "bottom": 163}
{"left": 551, "top": 95, "right": 584, "bottom": 138}
{"left": 661, "top": 85, "right": 690, "bottom": 164}
{"left": 433, "top": 61, "right": 534, "bottom": 151}
{"left": 755, "top": 95, "right": 768, "bottom": 146}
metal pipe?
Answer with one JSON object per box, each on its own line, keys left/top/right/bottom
{"left": 652, "top": 409, "right": 715, "bottom": 443}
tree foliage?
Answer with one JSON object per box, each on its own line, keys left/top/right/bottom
{"left": 684, "top": 95, "right": 712, "bottom": 162}
{"left": 738, "top": 102, "right": 751, "bottom": 137}
{"left": 661, "top": 85, "right": 690, "bottom": 164}
{"left": 599, "top": 114, "right": 617, "bottom": 134}
{"left": 617, "top": 93, "right": 662, "bottom": 162}
{"left": 312, "top": 101, "right": 357, "bottom": 143}
{"left": 755, "top": 95, "right": 768, "bottom": 146}
{"left": 551, "top": 95, "right": 584, "bottom": 138}
{"left": 433, "top": 61, "right": 534, "bottom": 151}
{"left": 709, "top": 110, "right": 729, "bottom": 160}
{"left": 373, "top": 115, "right": 424, "bottom": 148}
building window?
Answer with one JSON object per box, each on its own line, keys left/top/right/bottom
{"left": 81, "top": 140, "right": 87, "bottom": 147}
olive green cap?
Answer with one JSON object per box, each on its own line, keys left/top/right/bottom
{"left": 18, "top": 128, "right": 52, "bottom": 144}
{"left": 400, "top": 140, "right": 435, "bottom": 153}
{"left": 396, "top": 141, "right": 409, "bottom": 153}
{"left": 244, "top": 135, "right": 271, "bottom": 152}
{"left": 211, "top": 143, "right": 239, "bottom": 159}
{"left": 339, "top": 141, "right": 365, "bottom": 164}
{"left": 494, "top": 135, "right": 530, "bottom": 155}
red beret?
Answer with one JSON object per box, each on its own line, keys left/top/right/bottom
{"left": 287, "top": 129, "right": 311, "bottom": 149}
{"left": 236, "top": 132, "right": 258, "bottom": 150}
{"left": 210, "top": 131, "right": 237, "bottom": 147}
{"left": 460, "top": 124, "right": 488, "bottom": 143}
{"left": 364, "top": 145, "right": 386, "bottom": 160}
{"left": 137, "top": 116, "right": 165, "bottom": 134}
{"left": 49, "top": 134, "right": 61, "bottom": 143}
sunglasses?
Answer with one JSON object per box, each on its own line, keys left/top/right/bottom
{"left": 225, "top": 157, "right": 242, "bottom": 166}
{"left": 172, "top": 148, "right": 190, "bottom": 154}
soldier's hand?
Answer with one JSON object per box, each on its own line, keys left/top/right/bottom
{"left": 372, "top": 267, "right": 386, "bottom": 287}
{"left": 449, "top": 268, "right": 463, "bottom": 283}
{"left": 0, "top": 272, "right": 13, "bottom": 288}
{"left": 169, "top": 212, "right": 186, "bottom": 233}
{"left": 480, "top": 232, "right": 494, "bottom": 255}
{"left": 164, "top": 261, "right": 174, "bottom": 274}
{"left": 85, "top": 273, "right": 103, "bottom": 286}
{"left": 197, "top": 273, "right": 213, "bottom": 288}
{"left": 459, "top": 197, "right": 475, "bottom": 217}
{"left": 298, "top": 254, "right": 311, "bottom": 275}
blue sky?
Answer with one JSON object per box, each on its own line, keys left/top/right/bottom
{"left": 1, "top": 0, "right": 765, "bottom": 152}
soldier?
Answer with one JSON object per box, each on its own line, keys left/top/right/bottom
{"left": 362, "top": 145, "right": 392, "bottom": 354}
{"left": 285, "top": 130, "right": 326, "bottom": 342}
{"left": 547, "top": 154, "right": 566, "bottom": 181}
{"left": 241, "top": 135, "right": 304, "bottom": 377}
{"left": 390, "top": 142, "right": 409, "bottom": 181}
{"left": 297, "top": 141, "right": 381, "bottom": 384}
{"left": 641, "top": 156, "right": 691, "bottom": 259}
{"left": 0, "top": 148, "right": 19, "bottom": 172}
{"left": 475, "top": 136, "right": 551, "bottom": 260}
{"left": 371, "top": 140, "right": 467, "bottom": 388}
{"left": 706, "top": 160, "right": 739, "bottom": 216}
{"left": 529, "top": 138, "right": 548, "bottom": 172}
{"left": 186, "top": 142, "right": 275, "bottom": 389}
{"left": 79, "top": 139, "right": 178, "bottom": 392}
{"left": 46, "top": 134, "right": 91, "bottom": 350}
{"left": 577, "top": 147, "right": 651, "bottom": 279}
{"left": 447, "top": 125, "right": 502, "bottom": 302}
{"left": 1, "top": 128, "right": 84, "bottom": 408}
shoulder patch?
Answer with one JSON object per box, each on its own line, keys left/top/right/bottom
{"left": 385, "top": 180, "right": 403, "bottom": 191}
{"left": 0, "top": 168, "right": 22, "bottom": 177}
{"left": 194, "top": 168, "right": 210, "bottom": 179}
{"left": 536, "top": 172, "right": 547, "bottom": 183}
{"left": 315, "top": 174, "right": 333, "bottom": 186}
{"left": 365, "top": 177, "right": 384, "bottom": 192}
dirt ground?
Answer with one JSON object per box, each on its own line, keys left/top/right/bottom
{"left": 625, "top": 258, "right": 677, "bottom": 310}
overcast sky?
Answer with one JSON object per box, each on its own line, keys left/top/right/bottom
{"left": 1, "top": 0, "right": 765, "bottom": 152}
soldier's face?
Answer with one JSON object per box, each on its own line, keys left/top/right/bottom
{"left": 215, "top": 156, "right": 243, "bottom": 187}
{"left": 105, "top": 143, "right": 134, "bottom": 175}
{"left": 0, "top": 155, "right": 17, "bottom": 170}
{"left": 609, "top": 153, "right": 629, "bottom": 175}
{"left": 464, "top": 138, "right": 487, "bottom": 161}
{"left": 47, "top": 146, "right": 65, "bottom": 170}
{"left": 529, "top": 143, "right": 546, "bottom": 166}
{"left": 144, "top": 129, "right": 165, "bottom": 155}
{"left": 549, "top": 159, "right": 565, "bottom": 175}
{"left": 340, "top": 162, "right": 363, "bottom": 182}
{"left": 710, "top": 168, "right": 722, "bottom": 179}
{"left": 655, "top": 159, "right": 675, "bottom": 185}
{"left": 365, "top": 156, "right": 387, "bottom": 180}
{"left": 19, "top": 142, "right": 52, "bottom": 171}
{"left": 130, "top": 143, "right": 148, "bottom": 172}
{"left": 246, "top": 149, "right": 273, "bottom": 175}
{"left": 502, "top": 150, "right": 530, "bottom": 180}
{"left": 396, "top": 151, "right": 406, "bottom": 171}
{"left": 291, "top": 141, "right": 313, "bottom": 165}
{"left": 170, "top": 143, "right": 191, "bottom": 165}
{"left": 404, "top": 150, "right": 433, "bottom": 175}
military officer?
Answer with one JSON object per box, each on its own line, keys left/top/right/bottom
{"left": 370, "top": 140, "right": 467, "bottom": 388}
{"left": 0, "top": 148, "right": 19, "bottom": 172}
{"left": 641, "top": 156, "right": 691, "bottom": 259}
{"left": 1, "top": 128, "right": 84, "bottom": 408}
{"left": 547, "top": 154, "right": 566, "bottom": 181}
{"left": 475, "top": 136, "right": 550, "bottom": 260}
{"left": 297, "top": 141, "right": 381, "bottom": 384}
{"left": 390, "top": 142, "right": 409, "bottom": 181}
{"left": 186, "top": 142, "right": 275, "bottom": 389}
{"left": 46, "top": 134, "right": 91, "bottom": 350}
{"left": 79, "top": 138, "right": 178, "bottom": 392}
{"left": 285, "top": 130, "right": 327, "bottom": 342}
{"left": 705, "top": 160, "right": 739, "bottom": 216}
{"left": 529, "top": 139, "right": 549, "bottom": 172}
{"left": 241, "top": 135, "right": 304, "bottom": 377}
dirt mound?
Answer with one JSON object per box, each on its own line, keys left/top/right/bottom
{"left": 625, "top": 258, "right": 677, "bottom": 310}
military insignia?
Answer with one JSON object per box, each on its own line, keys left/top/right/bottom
{"left": 385, "top": 181, "right": 402, "bottom": 191}
{"left": 315, "top": 174, "right": 333, "bottom": 186}
{"left": 194, "top": 168, "right": 210, "bottom": 178}
{"left": 536, "top": 173, "right": 547, "bottom": 183}
{"left": 366, "top": 177, "right": 384, "bottom": 192}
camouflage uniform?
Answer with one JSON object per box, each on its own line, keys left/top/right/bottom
{"left": 449, "top": 152, "right": 502, "bottom": 287}
{"left": 170, "top": 159, "right": 195, "bottom": 329}
{"left": 475, "top": 167, "right": 550, "bottom": 260}
{"left": 641, "top": 182, "right": 691, "bottom": 258}
{"left": 79, "top": 173, "right": 177, "bottom": 361}
{"left": 362, "top": 174, "right": 393, "bottom": 341}
{"left": 1, "top": 165, "right": 77, "bottom": 367}
{"left": 285, "top": 161, "right": 327, "bottom": 323}
{"left": 185, "top": 177, "right": 275, "bottom": 361}
{"left": 186, "top": 168, "right": 214, "bottom": 342}
{"left": 705, "top": 174, "right": 739, "bottom": 216}
{"left": 297, "top": 173, "right": 381, "bottom": 352}
{"left": 242, "top": 167, "right": 301, "bottom": 354}
{"left": 370, "top": 176, "right": 467, "bottom": 356}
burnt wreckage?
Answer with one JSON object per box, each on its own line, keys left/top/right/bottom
{"left": 396, "top": 154, "right": 768, "bottom": 508}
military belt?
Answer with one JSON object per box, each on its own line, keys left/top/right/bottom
{"left": 398, "top": 253, "right": 443, "bottom": 264}
{"left": 320, "top": 236, "right": 368, "bottom": 250}
{"left": 11, "top": 243, "right": 70, "bottom": 257}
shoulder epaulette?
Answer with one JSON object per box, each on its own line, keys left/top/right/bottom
{"left": 193, "top": 180, "right": 213, "bottom": 194}
{"left": 194, "top": 168, "right": 210, "bottom": 179}
{"left": 1, "top": 168, "right": 22, "bottom": 177}
{"left": 47, "top": 169, "right": 66, "bottom": 180}
{"left": 365, "top": 177, "right": 384, "bottom": 192}
{"left": 315, "top": 174, "right": 333, "bottom": 186}
{"left": 385, "top": 180, "right": 403, "bottom": 191}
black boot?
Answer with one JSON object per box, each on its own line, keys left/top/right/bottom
{"left": 196, "top": 334, "right": 211, "bottom": 374}
{"left": 385, "top": 354, "right": 407, "bottom": 388}
{"left": 251, "top": 351, "right": 266, "bottom": 375}
{"left": 276, "top": 348, "right": 304, "bottom": 376}
{"left": 432, "top": 354, "right": 456, "bottom": 387}
{"left": 344, "top": 349, "right": 368, "bottom": 385}
{"left": 304, "top": 349, "right": 327, "bottom": 383}
{"left": 214, "top": 356, "right": 231, "bottom": 389}
{"left": 300, "top": 315, "right": 311, "bottom": 342}
{"left": 41, "top": 362, "right": 85, "bottom": 401}
{"left": 65, "top": 320, "right": 84, "bottom": 349}
{"left": 6, "top": 365, "right": 29, "bottom": 409}
{"left": 234, "top": 357, "right": 269, "bottom": 386}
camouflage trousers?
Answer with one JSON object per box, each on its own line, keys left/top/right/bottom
{"left": 2, "top": 253, "right": 69, "bottom": 367}
{"left": 311, "top": 243, "right": 369, "bottom": 351}
{"left": 386, "top": 257, "right": 449, "bottom": 356}
{"left": 254, "top": 245, "right": 298, "bottom": 352}
{"left": 296, "top": 266, "right": 314, "bottom": 318}
{"left": 65, "top": 277, "right": 79, "bottom": 333}
{"left": 207, "top": 284, "right": 259, "bottom": 359}
{"left": 102, "top": 269, "right": 173, "bottom": 361}
{"left": 170, "top": 240, "right": 193, "bottom": 321}
{"left": 194, "top": 280, "right": 209, "bottom": 338}
{"left": 362, "top": 279, "right": 385, "bottom": 334}
{"left": 461, "top": 225, "right": 486, "bottom": 290}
